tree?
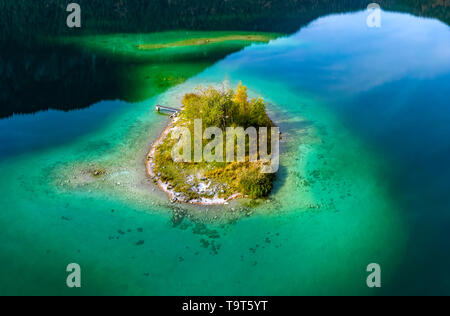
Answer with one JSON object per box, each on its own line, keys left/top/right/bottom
{"left": 250, "top": 97, "right": 268, "bottom": 126}
{"left": 233, "top": 82, "right": 251, "bottom": 126}
{"left": 181, "top": 83, "right": 270, "bottom": 130}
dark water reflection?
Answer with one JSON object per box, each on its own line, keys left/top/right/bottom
{"left": 1, "top": 0, "right": 448, "bottom": 118}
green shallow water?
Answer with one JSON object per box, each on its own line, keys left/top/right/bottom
{"left": 1, "top": 11, "right": 449, "bottom": 295}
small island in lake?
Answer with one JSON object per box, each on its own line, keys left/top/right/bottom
{"left": 147, "top": 83, "right": 280, "bottom": 205}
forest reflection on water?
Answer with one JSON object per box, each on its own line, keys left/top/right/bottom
{"left": 1, "top": 0, "right": 448, "bottom": 118}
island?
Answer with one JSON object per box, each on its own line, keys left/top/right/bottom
{"left": 146, "top": 83, "right": 280, "bottom": 205}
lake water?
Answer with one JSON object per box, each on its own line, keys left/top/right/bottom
{"left": 0, "top": 10, "right": 449, "bottom": 295}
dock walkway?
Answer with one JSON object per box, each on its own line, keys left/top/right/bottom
{"left": 155, "top": 105, "right": 180, "bottom": 114}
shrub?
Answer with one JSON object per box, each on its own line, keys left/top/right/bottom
{"left": 239, "top": 169, "right": 274, "bottom": 198}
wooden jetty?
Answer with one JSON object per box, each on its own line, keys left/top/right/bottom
{"left": 155, "top": 105, "right": 180, "bottom": 114}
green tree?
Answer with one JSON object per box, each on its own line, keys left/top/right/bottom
{"left": 181, "top": 83, "right": 270, "bottom": 130}
{"left": 250, "top": 97, "right": 269, "bottom": 126}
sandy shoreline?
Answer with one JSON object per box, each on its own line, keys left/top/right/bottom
{"left": 145, "top": 116, "right": 242, "bottom": 206}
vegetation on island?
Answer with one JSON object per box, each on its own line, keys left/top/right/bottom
{"left": 152, "top": 83, "right": 278, "bottom": 202}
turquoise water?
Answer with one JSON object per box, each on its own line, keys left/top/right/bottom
{"left": 0, "top": 11, "right": 449, "bottom": 295}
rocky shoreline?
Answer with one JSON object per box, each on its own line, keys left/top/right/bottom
{"left": 145, "top": 116, "right": 243, "bottom": 206}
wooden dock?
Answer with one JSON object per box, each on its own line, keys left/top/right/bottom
{"left": 155, "top": 105, "right": 180, "bottom": 114}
